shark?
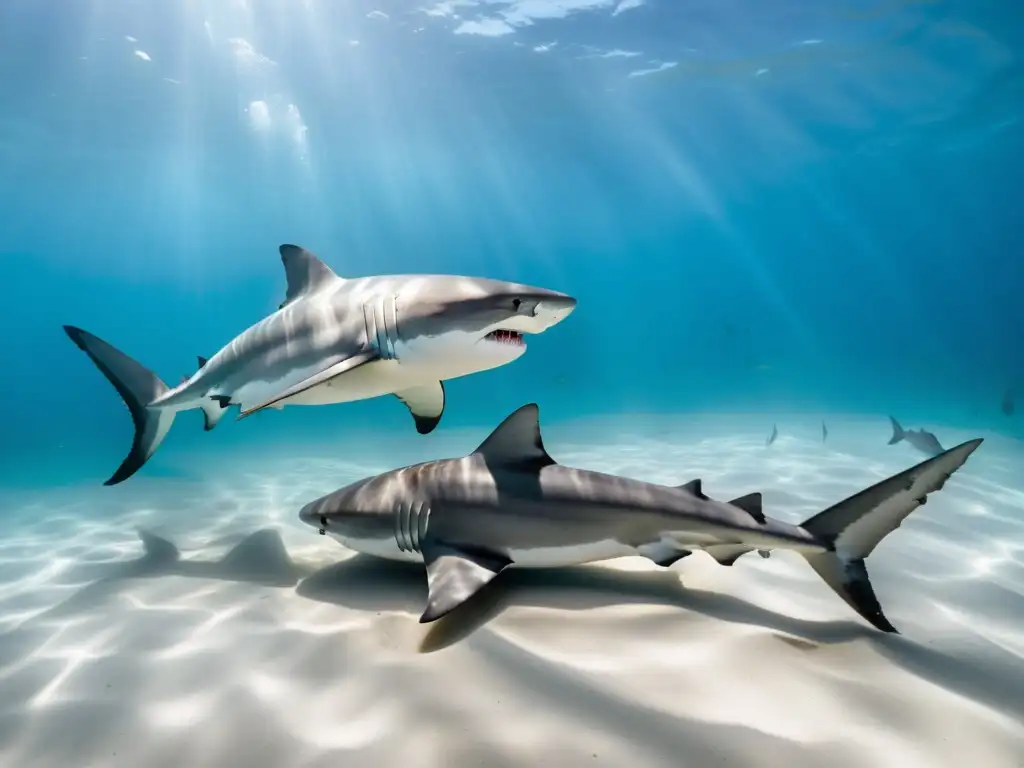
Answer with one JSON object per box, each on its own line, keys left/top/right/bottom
{"left": 64, "top": 244, "right": 577, "bottom": 486}
{"left": 299, "top": 403, "right": 983, "bottom": 633}
{"left": 887, "top": 416, "right": 945, "bottom": 457}
{"left": 766, "top": 423, "right": 778, "bottom": 446}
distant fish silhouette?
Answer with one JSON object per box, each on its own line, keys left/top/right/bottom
{"left": 887, "top": 415, "right": 944, "bottom": 457}
{"left": 1002, "top": 387, "right": 1015, "bottom": 416}
{"left": 766, "top": 424, "right": 778, "bottom": 446}
{"left": 821, "top": 421, "right": 828, "bottom": 442}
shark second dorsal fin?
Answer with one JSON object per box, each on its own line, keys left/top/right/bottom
{"left": 729, "top": 492, "right": 766, "bottom": 524}
{"left": 278, "top": 244, "right": 342, "bottom": 309}
{"left": 473, "top": 403, "right": 555, "bottom": 468}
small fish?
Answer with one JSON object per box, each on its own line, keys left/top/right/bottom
{"left": 1002, "top": 387, "right": 1015, "bottom": 416}
{"left": 887, "top": 416, "right": 944, "bottom": 457}
{"left": 766, "top": 424, "right": 778, "bottom": 446}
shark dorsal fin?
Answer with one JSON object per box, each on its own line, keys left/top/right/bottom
{"left": 197, "top": 355, "right": 208, "bottom": 370}
{"left": 729, "top": 492, "right": 766, "bottom": 524}
{"left": 473, "top": 403, "right": 555, "bottom": 468}
{"left": 678, "top": 478, "right": 708, "bottom": 499}
{"left": 279, "top": 244, "right": 342, "bottom": 309}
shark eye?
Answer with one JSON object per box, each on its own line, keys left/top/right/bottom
{"left": 319, "top": 515, "right": 328, "bottom": 527}
{"left": 512, "top": 298, "right": 521, "bottom": 311}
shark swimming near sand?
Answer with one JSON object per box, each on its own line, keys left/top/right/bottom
{"left": 887, "top": 416, "right": 945, "bottom": 457}
{"left": 299, "top": 403, "right": 983, "bottom": 633}
{"left": 64, "top": 244, "right": 577, "bottom": 485}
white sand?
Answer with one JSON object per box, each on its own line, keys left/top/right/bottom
{"left": 1, "top": 413, "right": 1022, "bottom": 767}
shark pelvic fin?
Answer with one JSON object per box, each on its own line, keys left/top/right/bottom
{"left": 704, "top": 544, "right": 754, "bottom": 566}
{"left": 394, "top": 381, "right": 446, "bottom": 435}
{"left": 420, "top": 541, "right": 512, "bottom": 623}
{"left": 200, "top": 398, "right": 229, "bottom": 431}
{"left": 473, "top": 403, "right": 555, "bottom": 468}
{"left": 237, "top": 351, "right": 380, "bottom": 418}
{"left": 637, "top": 540, "right": 693, "bottom": 567}
{"left": 729, "top": 492, "right": 766, "bottom": 524}
{"left": 278, "top": 244, "right": 342, "bottom": 309}
{"left": 800, "top": 437, "right": 983, "bottom": 633}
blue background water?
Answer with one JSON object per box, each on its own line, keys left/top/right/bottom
{"left": 0, "top": 0, "right": 1020, "bottom": 487}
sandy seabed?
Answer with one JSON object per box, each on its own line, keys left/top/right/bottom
{"left": 0, "top": 413, "right": 1022, "bottom": 768}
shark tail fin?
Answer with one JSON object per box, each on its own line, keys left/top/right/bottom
{"left": 63, "top": 326, "right": 176, "bottom": 485}
{"left": 797, "top": 438, "right": 983, "bottom": 633}
{"left": 887, "top": 415, "right": 905, "bottom": 445}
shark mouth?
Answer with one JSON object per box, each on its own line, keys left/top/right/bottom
{"left": 484, "top": 329, "right": 525, "bottom": 347}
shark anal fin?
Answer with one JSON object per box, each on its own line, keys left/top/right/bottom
{"left": 420, "top": 541, "right": 511, "bottom": 623}
{"left": 473, "top": 403, "right": 555, "bottom": 468}
{"left": 729, "top": 492, "right": 766, "bottom": 524}
{"left": 278, "top": 244, "right": 342, "bottom": 308}
{"left": 237, "top": 352, "right": 380, "bottom": 419}
{"left": 395, "top": 381, "right": 446, "bottom": 435}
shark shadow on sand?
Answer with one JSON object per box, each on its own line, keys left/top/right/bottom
{"left": 36, "top": 528, "right": 316, "bottom": 621}
{"left": 295, "top": 553, "right": 1024, "bottom": 721}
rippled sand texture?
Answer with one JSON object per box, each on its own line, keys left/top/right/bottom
{"left": 0, "top": 414, "right": 1022, "bottom": 768}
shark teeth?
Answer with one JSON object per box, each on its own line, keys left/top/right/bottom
{"left": 485, "top": 329, "right": 525, "bottom": 346}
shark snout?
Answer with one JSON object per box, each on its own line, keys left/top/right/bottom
{"left": 298, "top": 502, "right": 322, "bottom": 529}
{"left": 533, "top": 293, "right": 577, "bottom": 330}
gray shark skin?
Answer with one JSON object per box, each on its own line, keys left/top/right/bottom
{"left": 63, "top": 244, "right": 577, "bottom": 485}
{"left": 887, "top": 416, "right": 945, "bottom": 457}
{"left": 299, "top": 403, "right": 984, "bottom": 632}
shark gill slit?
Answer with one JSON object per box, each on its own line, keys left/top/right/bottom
{"left": 383, "top": 294, "right": 399, "bottom": 360}
{"left": 363, "top": 303, "right": 378, "bottom": 359}
{"left": 394, "top": 501, "right": 429, "bottom": 553}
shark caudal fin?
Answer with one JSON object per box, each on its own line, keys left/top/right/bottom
{"left": 887, "top": 415, "right": 905, "bottom": 445}
{"left": 63, "top": 326, "right": 176, "bottom": 485}
{"left": 798, "top": 438, "right": 983, "bottom": 632}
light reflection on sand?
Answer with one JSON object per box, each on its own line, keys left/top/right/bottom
{"left": 0, "top": 413, "right": 1022, "bottom": 767}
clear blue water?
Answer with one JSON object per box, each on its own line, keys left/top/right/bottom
{"left": 0, "top": 0, "right": 1021, "bottom": 487}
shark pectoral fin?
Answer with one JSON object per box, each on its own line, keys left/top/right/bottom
{"left": 394, "top": 381, "right": 446, "bottom": 435}
{"left": 237, "top": 351, "right": 380, "bottom": 419}
{"left": 472, "top": 403, "right": 556, "bottom": 468}
{"left": 420, "top": 541, "right": 511, "bottom": 623}
{"left": 729, "top": 492, "right": 766, "bottom": 524}
{"left": 278, "top": 244, "right": 343, "bottom": 308}
{"left": 705, "top": 544, "right": 754, "bottom": 566}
